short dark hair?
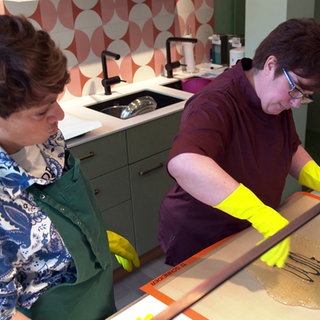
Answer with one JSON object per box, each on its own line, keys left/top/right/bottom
{"left": 0, "top": 15, "right": 70, "bottom": 118}
{"left": 252, "top": 18, "right": 320, "bottom": 90}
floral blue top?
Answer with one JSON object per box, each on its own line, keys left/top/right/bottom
{"left": 0, "top": 131, "right": 76, "bottom": 320}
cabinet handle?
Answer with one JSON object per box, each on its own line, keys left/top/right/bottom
{"left": 138, "top": 162, "right": 164, "bottom": 176}
{"left": 78, "top": 151, "right": 95, "bottom": 161}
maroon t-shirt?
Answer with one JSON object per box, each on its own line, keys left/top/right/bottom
{"left": 158, "top": 58, "right": 301, "bottom": 265}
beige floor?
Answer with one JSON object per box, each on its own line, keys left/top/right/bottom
{"left": 113, "top": 254, "right": 171, "bottom": 311}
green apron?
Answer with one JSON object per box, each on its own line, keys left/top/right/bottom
{"left": 25, "top": 150, "right": 116, "bottom": 320}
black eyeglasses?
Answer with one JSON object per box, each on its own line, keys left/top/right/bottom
{"left": 282, "top": 67, "right": 313, "bottom": 104}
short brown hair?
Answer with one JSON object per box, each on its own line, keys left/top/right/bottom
{"left": 252, "top": 18, "right": 320, "bottom": 90}
{"left": 0, "top": 15, "right": 70, "bottom": 118}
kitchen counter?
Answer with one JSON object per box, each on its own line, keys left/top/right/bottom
{"left": 59, "top": 64, "right": 226, "bottom": 148}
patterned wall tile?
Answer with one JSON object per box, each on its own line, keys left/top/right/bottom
{"left": 1, "top": 0, "right": 214, "bottom": 100}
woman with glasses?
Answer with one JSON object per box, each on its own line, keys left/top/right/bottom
{"left": 159, "top": 18, "right": 320, "bottom": 267}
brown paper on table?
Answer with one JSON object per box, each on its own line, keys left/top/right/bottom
{"left": 141, "top": 192, "right": 320, "bottom": 320}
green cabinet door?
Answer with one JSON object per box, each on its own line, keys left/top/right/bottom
{"left": 129, "top": 150, "right": 174, "bottom": 255}
{"left": 101, "top": 200, "right": 135, "bottom": 270}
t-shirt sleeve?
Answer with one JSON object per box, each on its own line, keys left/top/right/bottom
{"left": 169, "top": 94, "right": 232, "bottom": 163}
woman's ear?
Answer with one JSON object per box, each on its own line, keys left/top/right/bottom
{"left": 263, "top": 55, "right": 278, "bottom": 76}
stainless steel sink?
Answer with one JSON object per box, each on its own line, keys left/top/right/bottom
{"left": 86, "top": 90, "right": 184, "bottom": 119}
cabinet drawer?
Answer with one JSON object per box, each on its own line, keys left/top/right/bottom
{"left": 91, "top": 167, "right": 130, "bottom": 212}
{"left": 71, "top": 132, "right": 127, "bottom": 179}
{"left": 126, "top": 111, "right": 182, "bottom": 164}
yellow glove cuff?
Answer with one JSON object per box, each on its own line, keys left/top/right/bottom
{"left": 213, "top": 183, "right": 288, "bottom": 237}
{"left": 214, "top": 183, "right": 267, "bottom": 221}
{"left": 298, "top": 160, "right": 320, "bottom": 191}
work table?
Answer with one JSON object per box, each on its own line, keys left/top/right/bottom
{"left": 108, "top": 192, "right": 320, "bottom": 319}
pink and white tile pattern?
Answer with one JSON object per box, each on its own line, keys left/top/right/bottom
{"left": 1, "top": 0, "right": 214, "bottom": 101}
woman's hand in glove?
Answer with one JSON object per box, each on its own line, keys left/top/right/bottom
{"left": 299, "top": 160, "right": 320, "bottom": 191}
{"left": 107, "top": 230, "right": 140, "bottom": 272}
{"left": 214, "top": 183, "right": 290, "bottom": 268}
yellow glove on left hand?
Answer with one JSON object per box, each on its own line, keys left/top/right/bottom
{"left": 107, "top": 230, "right": 140, "bottom": 272}
{"left": 214, "top": 184, "right": 289, "bottom": 268}
{"left": 298, "top": 160, "right": 320, "bottom": 191}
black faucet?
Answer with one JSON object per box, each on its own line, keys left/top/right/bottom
{"left": 165, "top": 37, "right": 198, "bottom": 78}
{"left": 101, "top": 50, "right": 125, "bottom": 95}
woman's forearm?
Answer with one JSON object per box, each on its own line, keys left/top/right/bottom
{"left": 168, "top": 153, "right": 239, "bottom": 206}
{"left": 289, "top": 144, "right": 313, "bottom": 179}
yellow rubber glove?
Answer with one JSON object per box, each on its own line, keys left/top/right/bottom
{"left": 107, "top": 231, "right": 140, "bottom": 272}
{"left": 214, "top": 183, "right": 290, "bottom": 268}
{"left": 298, "top": 160, "right": 320, "bottom": 191}
{"left": 136, "top": 314, "right": 153, "bottom": 320}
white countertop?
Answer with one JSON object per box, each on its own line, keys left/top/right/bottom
{"left": 59, "top": 64, "right": 226, "bottom": 148}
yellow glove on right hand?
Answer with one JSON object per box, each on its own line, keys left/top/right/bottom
{"left": 298, "top": 160, "right": 320, "bottom": 191}
{"left": 214, "top": 183, "right": 289, "bottom": 268}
